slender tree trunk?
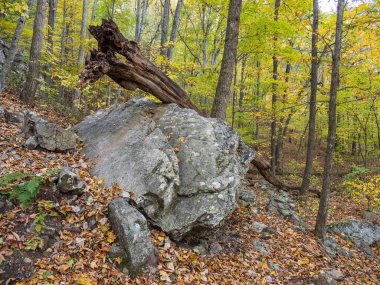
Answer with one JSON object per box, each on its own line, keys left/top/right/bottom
{"left": 78, "top": 0, "right": 89, "bottom": 67}
{"left": 0, "top": 0, "right": 35, "bottom": 92}
{"left": 300, "top": 0, "right": 319, "bottom": 198}
{"left": 44, "top": 0, "right": 58, "bottom": 88}
{"left": 167, "top": 0, "right": 184, "bottom": 59}
{"left": 270, "top": 0, "right": 281, "bottom": 174}
{"left": 20, "top": 0, "right": 47, "bottom": 103}
{"left": 59, "top": 0, "right": 67, "bottom": 100}
{"left": 254, "top": 56, "right": 261, "bottom": 150}
{"left": 135, "top": 0, "right": 142, "bottom": 42}
{"left": 274, "top": 61, "right": 291, "bottom": 171}
{"left": 75, "top": 0, "right": 89, "bottom": 105}
{"left": 91, "top": 0, "right": 98, "bottom": 23}
{"left": 161, "top": 0, "right": 170, "bottom": 57}
{"left": 315, "top": 0, "right": 345, "bottom": 239}
{"left": 231, "top": 56, "right": 238, "bottom": 129}
{"left": 210, "top": 0, "right": 242, "bottom": 119}
{"left": 238, "top": 55, "right": 247, "bottom": 108}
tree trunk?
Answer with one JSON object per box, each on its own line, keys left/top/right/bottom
{"left": 167, "top": 0, "right": 184, "bottom": 60}
{"left": 75, "top": 0, "right": 89, "bottom": 105}
{"left": 210, "top": 0, "right": 242, "bottom": 119}
{"left": 79, "top": 19, "right": 320, "bottom": 198}
{"left": 270, "top": 0, "right": 281, "bottom": 174}
{"left": 300, "top": 0, "right": 319, "bottom": 198}
{"left": 91, "top": 0, "right": 98, "bottom": 23}
{"left": 44, "top": 0, "right": 58, "bottom": 87}
{"left": 135, "top": 0, "right": 142, "bottom": 42}
{"left": 0, "top": 0, "right": 35, "bottom": 92}
{"left": 315, "top": 0, "right": 345, "bottom": 239}
{"left": 59, "top": 0, "right": 67, "bottom": 100}
{"left": 20, "top": 0, "right": 47, "bottom": 104}
{"left": 78, "top": 0, "right": 89, "bottom": 67}
{"left": 161, "top": 0, "right": 170, "bottom": 57}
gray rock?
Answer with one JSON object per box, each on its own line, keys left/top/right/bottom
{"left": 314, "top": 273, "right": 337, "bottom": 285}
{"left": 0, "top": 107, "right": 4, "bottom": 120}
{"left": 193, "top": 244, "right": 208, "bottom": 255}
{"left": 252, "top": 221, "right": 268, "bottom": 234}
{"left": 74, "top": 97, "right": 254, "bottom": 240}
{"left": 56, "top": 168, "right": 86, "bottom": 195}
{"left": 22, "top": 111, "right": 77, "bottom": 152}
{"left": 25, "top": 136, "right": 38, "bottom": 149}
{"left": 252, "top": 240, "right": 271, "bottom": 255}
{"left": 4, "top": 110, "right": 24, "bottom": 124}
{"left": 314, "top": 269, "right": 344, "bottom": 285}
{"left": 362, "top": 211, "right": 380, "bottom": 222}
{"left": 324, "top": 269, "right": 344, "bottom": 281}
{"left": 323, "top": 236, "right": 351, "bottom": 258}
{"left": 108, "top": 198, "right": 158, "bottom": 273}
{"left": 237, "top": 188, "right": 256, "bottom": 206}
{"left": 266, "top": 190, "right": 309, "bottom": 229}
{"left": 327, "top": 219, "right": 380, "bottom": 255}
{"left": 209, "top": 242, "right": 223, "bottom": 254}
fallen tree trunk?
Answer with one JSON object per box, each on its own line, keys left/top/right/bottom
{"left": 78, "top": 19, "right": 319, "bottom": 197}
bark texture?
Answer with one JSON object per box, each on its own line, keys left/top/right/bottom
{"left": 315, "top": 0, "right": 345, "bottom": 239}
{"left": 20, "top": 0, "right": 47, "bottom": 103}
{"left": 300, "top": 0, "right": 319, "bottom": 198}
{"left": 270, "top": 0, "right": 281, "bottom": 174}
{"left": 210, "top": 0, "right": 242, "bottom": 119}
{"left": 167, "top": 0, "right": 184, "bottom": 59}
{"left": 78, "top": 19, "right": 200, "bottom": 112}
{"left": 161, "top": 0, "right": 170, "bottom": 56}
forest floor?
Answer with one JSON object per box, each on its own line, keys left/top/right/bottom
{"left": 0, "top": 92, "right": 379, "bottom": 285}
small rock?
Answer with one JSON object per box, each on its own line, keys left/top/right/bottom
{"left": 362, "top": 211, "right": 380, "bottom": 222}
{"left": 209, "top": 242, "right": 223, "bottom": 254}
{"left": 25, "top": 136, "right": 38, "bottom": 149}
{"left": 325, "top": 269, "right": 344, "bottom": 281}
{"left": 265, "top": 276, "right": 274, "bottom": 283}
{"left": 5, "top": 110, "right": 24, "bottom": 124}
{"left": 238, "top": 189, "right": 256, "bottom": 206}
{"left": 23, "top": 257, "right": 32, "bottom": 263}
{"left": 314, "top": 273, "right": 338, "bottom": 285}
{"left": 253, "top": 240, "right": 271, "bottom": 255}
{"left": 108, "top": 198, "right": 158, "bottom": 273}
{"left": 56, "top": 168, "right": 86, "bottom": 195}
{"left": 86, "top": 216, "right": 97, "bottom": 230}
{"left": 0, "top": 107, "right": 4, "bottom": 119}
{"left": 268, "top": 262, "right": 280, "bottom": 271}
{"left": 193, "top": 244, "right": 208, "bottom": 255}
{"left": 252, "top": 221, "right": 268, "bottom": 234}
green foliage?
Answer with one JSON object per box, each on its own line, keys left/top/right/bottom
{"left": 0, "top": 170, "right": 59, "bottom": 209}
{"left": 0, "top": 171, "right": 30, "bottom": 188}
{"left": 10, "top": 176, "right": 43, "bottom": 209}
{"left": 343, "top": 174, "right": 380, "bottom": 211}
{"left": 343, "top": 165, "right": 369, "bottom": 181}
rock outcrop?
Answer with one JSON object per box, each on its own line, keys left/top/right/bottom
{"left": 74, "top": 97, "right": 253, "bottom": 240}
{"left": 108, "top": 198, "right": 158, "bottom": 273}
{"left": 327, "top": 219, "right": 380, "bottom": 255}
{"left": 23, "top": 111, "right": 77, "bottom": 152}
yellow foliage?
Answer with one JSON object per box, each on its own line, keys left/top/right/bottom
{"left": 344, "top": 175, "right": 380, "bottom": 210}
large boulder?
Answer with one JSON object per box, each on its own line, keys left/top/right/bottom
{"left": 327, "top": 219, "right": 380, "bottom": 255}
{"left": 108, "top": 198, "right": 158, "bottom": 273}
{"left": 74, "top": 97, "right": 253, "bottom": 240}
{"left": 23, "top": 111, "right": 77, "bottom": 152}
